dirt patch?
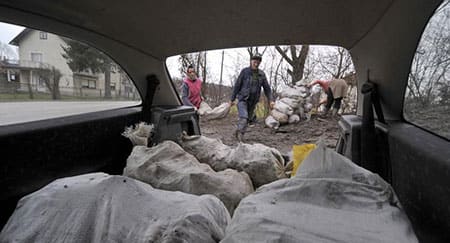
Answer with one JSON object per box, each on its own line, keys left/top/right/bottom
{"left": 199, "top": 113, "right": 341, "bottom": 155}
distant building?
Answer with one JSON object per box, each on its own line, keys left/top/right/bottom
{"left": 1, "top": 28, "right": 137, "bottom": 98}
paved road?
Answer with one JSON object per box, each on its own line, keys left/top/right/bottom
{"left": 0, "top": 101, "right": 141, "bottom": 126}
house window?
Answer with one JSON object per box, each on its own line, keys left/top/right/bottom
{"left": 81, "top": 79, "right": 96, "bottom": 89}
{"left": 110, "top": 83, "right": 116, "bottom": 90}
{"left": 39, "top": 31, "right": 47, "bottom": 40}
{"left": 31, "top": 53, "right": 43, "bottom": 62}
{"left": 38, "top": 76, "right": 46, "bottom": 87}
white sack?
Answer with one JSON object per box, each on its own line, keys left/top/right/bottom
{"left": 303, "top": 102, "right": 313, "bottom": 112}
{"left": 201, "top": 102, "right": 231, "bottom": 120}
{"left": 124, "top": 141, "right": 253, "bottom": 214}
{"left": 296, "top": 86, "right": 310, "bottom": 98}
{"left": 270, "top": 109, "right": 289, "bottom": 124}
{"left": 273, "top": 100, "right": 294, "bottom": 115}
{"left": 280, "top": 86, "right": 302, "bottom": 100}
{"left": 295, "top": 77, "right": 314, "bottom": 86}
{"left": 288, "top": 114, "right": 300, "bottom": 124}
{"left": 198, "top": 101, "right": 213, "bottom": 115}
{"left": 122, "top": 122, "right": 154, "bottom": 146}
{"left": 0, "top": 173, "right": 230, "bottom": 243}
{"left": 222, "top": 143, "right": 418, "bottom": 243}
{"left": 279, "top": 97, "right": 300, "bottom": 108}
{"left": 310, "top": 85, "right": 322, "bottom": 104}
{"left": 265, "top": 115, "right": 280, "bottom": 129}
{"left": 295, "top": 107, "right": 306, "bottom": 119}
{"left": 181, "top": 135, "right": 286, "bottom": 188}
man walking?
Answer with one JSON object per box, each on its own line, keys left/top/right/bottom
{"left": 229, "top": 54, "right": 274, "bottom": 142}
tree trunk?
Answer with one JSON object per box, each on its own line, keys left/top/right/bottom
{"left": 28, "top": 70, "right": 34, "bottom": 99}
{"left": 104, "top": 63, "right": 111, "bottom": 99}
{"left": 52, "top": 67, "right": 61, "bottom": 100}
{"left": 295, "top": 45, "right": 309, "bottom": 82}
{"left": 202, "top": 52, "right": 207, "bottom": 83}
{"left": 276, "top": 45, "right": 309, "bottom": 84}
{"left": 219, "top": 50, "right": 224, "bottom": 102}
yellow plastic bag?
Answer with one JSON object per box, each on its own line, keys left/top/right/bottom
{"left": 292, "top": 144, "right": 316, "bottom": 176}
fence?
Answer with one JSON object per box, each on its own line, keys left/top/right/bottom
{"left": 0, "top": 82, "right": 140, "bottom": 101}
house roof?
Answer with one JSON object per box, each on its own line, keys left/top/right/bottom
{"left": 9, "top": 28, "right": 32, "bottom": 46}
{"left": 9, "top": 28, "right": 70, "bottom": 47}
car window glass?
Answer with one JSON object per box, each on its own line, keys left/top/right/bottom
{"left": 166, "top": 45, "right": 357, "bottom": 114}
{"left": 0, "top": 23, "right": 141, "bottom": 126}
{"left": 404, "top": 0, "right": 450, "bottom": 139}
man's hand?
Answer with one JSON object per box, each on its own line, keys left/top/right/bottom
{"left": 269, "top": 101, "right": 275, "bottom": 109}
{"left": 319, "top": 98, "right": 327, "bottom": 105}
{"left": 306, "top": 80, "right": 317, "bottom": 88}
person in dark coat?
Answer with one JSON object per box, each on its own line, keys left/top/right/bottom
{"left": 229, "top": 54, "right": 274, "bottom": 141}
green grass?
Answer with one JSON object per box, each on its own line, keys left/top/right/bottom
{"left": 255, "top": 102, "right": 270, "bottom": 118}
{"left": 229, "top": 101, "right": 269, "bottom": 118}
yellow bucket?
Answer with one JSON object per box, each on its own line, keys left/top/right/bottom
{"left": 291, "top": 144, "right": 316, "bottom": 176}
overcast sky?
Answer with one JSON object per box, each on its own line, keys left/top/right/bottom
{"left": 0, "top": 22, "right": 24, "bottom": 58}
{"left": 166, "top": 48, "right": 250, "bottom": 85}
{"left": 0, "top": 22, "right": 24, "bottom": 44}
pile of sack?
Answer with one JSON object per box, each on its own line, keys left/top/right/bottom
{"left": 121, "top": 123, "right": 287, "bottom": 215}
{"left": 222, "top": 142, "right": 419, "bottom": 243}
{"left": 124, "top": 140, "right": 254, "bottom": 214}
{"left": 265, "top": 79, "right": 322, "bottom": 129}
{"left": 1, "top": 134, "right": 419, "bottom": 242}
{"left": 180, "top": 134, "right": 287, "bottom": 188}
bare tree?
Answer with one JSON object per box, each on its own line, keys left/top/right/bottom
{"left": 178, "top": 51, "right": 209, "bottom": 96}
{"left": 407, "top": 0, "right": 450, "bottom": 107}
{"left": 314, "top": 46, "right": 353, "bottom": 79}
{"left": 26, "top": 75, "right": 34, "bottom": 99}
{"left": 0, "top": 41, "right": 17, "bottom": 60}
{"left": 37, "top": 67, "right": 62, "bottom": 99}
{"left": 247, "top": 46, "right": 268, "bottom": 59}
{"left": 275, "top": 45, "right": 310, "bottom": 84}
{"left": 218, "top": 50, "right": 225, "bottom": 101}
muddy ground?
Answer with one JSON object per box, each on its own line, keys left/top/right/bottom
{"left": 199, "top": 112, "right": 341, "bottom": 156}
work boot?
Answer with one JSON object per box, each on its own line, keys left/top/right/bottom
{"left": 319, "top": 108, "right": 330, "bottom": 118}
{"left": 234, "top": 129, "right": 244, "bottom": 142}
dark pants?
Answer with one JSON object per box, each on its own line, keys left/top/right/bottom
{"left": 325, "top": 88, "right": 343, "bottom": 111}
{"left": 237, "top": 99, "right": 258, "bottom": 133}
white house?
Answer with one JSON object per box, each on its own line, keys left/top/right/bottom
{"left": 6, "top": 28, "right": 136, "bottom": 98}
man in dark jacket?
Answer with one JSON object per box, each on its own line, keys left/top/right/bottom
{"left": 229, "top": 54, "right": 275, "bottom": 142}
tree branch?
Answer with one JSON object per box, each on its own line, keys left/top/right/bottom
{"left": 275, "top": 46, "right": 293, "bottom": 66}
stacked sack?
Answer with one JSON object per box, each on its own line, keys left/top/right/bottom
{"left": 180, "top": 134, "right": 287, "bottom": 188}
{"left": 265, "top": 79, "right": 323, "bottom": 129}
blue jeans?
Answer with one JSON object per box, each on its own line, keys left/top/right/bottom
{"left": 237, "top": 99, "right": 258, "bottom": 133}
